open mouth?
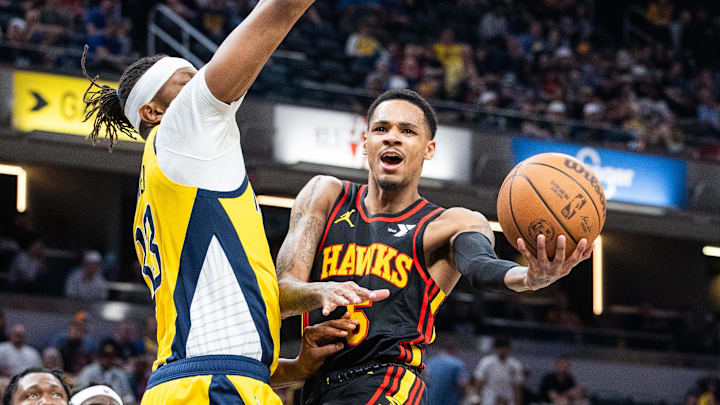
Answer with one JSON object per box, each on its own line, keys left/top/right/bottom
{"left": 380, "top": 151, "right": 404, "bottom": 170}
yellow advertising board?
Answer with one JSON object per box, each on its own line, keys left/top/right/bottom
{"left": 12, "top": 71, "right": 142, "bottom": 143}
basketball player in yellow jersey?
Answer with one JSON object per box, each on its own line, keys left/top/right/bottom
{"left": 81, "top": 0, "right": 361, "bottom": 403}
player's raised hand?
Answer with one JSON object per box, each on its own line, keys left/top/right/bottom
{"left": 296, "top": 313, "right": 358, "bottom": 378}
{"left": 317, "top": 281, "right": 390, "bottom": 316}
{"left": 516, "top": 234, "right": 594, "bottom": 291}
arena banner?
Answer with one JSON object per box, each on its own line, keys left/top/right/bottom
{"left": 273, "top": 104, "right": 472, "bottom": 182}
{"left": 512, "top": 138, "right": 686, "bottom": 208}
{"left": 12, "top": 71, "right": 141, "bottom": 142}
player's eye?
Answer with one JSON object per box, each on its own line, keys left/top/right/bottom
{"left": 402, "top": 128, "right": 415, "bottom": 134}
{"left": 28, "top": 393, "right": 39, "bottom": 399}
{"left": 374, "top": 126, "right": 386, "bottom": 132}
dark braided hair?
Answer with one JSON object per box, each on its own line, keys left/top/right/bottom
{"left": 3, "top": 368, "right": 72, "bottom": 405}
{"left": 81, "top": 45, "right": 166, "bottom": 149}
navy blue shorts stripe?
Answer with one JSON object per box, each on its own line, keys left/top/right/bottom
{"left": 209, "top": 375, "right": 246, "bottom": 405}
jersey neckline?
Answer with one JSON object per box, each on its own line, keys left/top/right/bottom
{"left": 355, "top": 184, "right": 429, "bottom": 223}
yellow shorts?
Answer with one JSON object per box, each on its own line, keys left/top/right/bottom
{"left": 140, "top": 355, "right": 281, "bottom": 405}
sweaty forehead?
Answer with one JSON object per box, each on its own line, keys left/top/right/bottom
{"left": 370, "top": 100, "right": 427, "bottom": 130}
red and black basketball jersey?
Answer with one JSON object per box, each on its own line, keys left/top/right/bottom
{"left": 302, "top": 181, "right": 446, "bottom": 373}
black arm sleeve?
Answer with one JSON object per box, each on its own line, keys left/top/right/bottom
{"left": 453, "top": 231, "right": 517, "bottom": 293}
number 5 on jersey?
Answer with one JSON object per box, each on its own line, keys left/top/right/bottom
{"left": 135, "top": 204, "right": 162, "bottom": 297}
{"left": 346, "top": 301, "right": 372, "bottom": 345}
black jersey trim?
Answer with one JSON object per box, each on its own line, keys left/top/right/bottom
{"left": 355, "top": 184, "right": 429, "bottom": 223}
{"left": 411, "top": 207, "right": 445, "bottom": 283}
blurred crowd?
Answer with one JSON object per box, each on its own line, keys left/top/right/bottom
{"left": 1, "top": 0, "right": 720, "bottom": 160}
{"left": 425, "top": 337, "right": 589, "bottom": 405}
{"left": 341, "top": 0, "right": 720, "bottom": 157}
{"left": 0, "top": 0, "right": 133, "bottom": 70}
{"left": 0, "top": 311, "right": 157, "bottom": 404}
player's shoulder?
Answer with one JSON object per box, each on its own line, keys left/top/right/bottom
{"left": 432, "top": 207, "right": 490, "bottom": 232}
{"left": 296, "top": 175, "right": 345, "bottom": 212}
{"left": 305, "top": 175, "right": 344, "bottom": 196}
{"left": 438, "top": 207, "right": 488, "bottom": 222}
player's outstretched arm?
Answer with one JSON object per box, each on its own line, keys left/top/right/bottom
{"left": 276, "top": 176, "right": 390, "bottom": 318}
{"left": 443, "top": 208, "right": 593, "bottom": 293}
{"left": 204, "top": 0, "right": 315, "bottom": 103}
{"left": 271, "top": 313, "right": 358, "bottom": 388}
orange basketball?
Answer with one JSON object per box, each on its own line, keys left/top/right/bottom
{"left": 497, "top": 153, "right": 606, "bottom": 259}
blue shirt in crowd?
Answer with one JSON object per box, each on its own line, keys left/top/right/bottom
{"left": 425, "top": 352, "right": 469, "bottom": 405}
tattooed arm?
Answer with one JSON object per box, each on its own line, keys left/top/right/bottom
{"left": 277, "top": 176, "right": 390, "bottom": 319}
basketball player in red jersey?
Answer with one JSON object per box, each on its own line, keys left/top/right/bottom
{"left": 275, "top": 89, "right": 594, "bottom": 405}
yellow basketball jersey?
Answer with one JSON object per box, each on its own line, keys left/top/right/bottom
{"left": 133, "top": 128, "right": 280, "bottom": 384}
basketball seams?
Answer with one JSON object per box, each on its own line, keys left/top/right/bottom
{"left": 508, "top": 165, "right": 538, "bottom": 251}
{"left": 515, "top": 173, "right": 580, "bottom": 245}
{"left": 523, "top": 161, "right": 603, "bottom": 227}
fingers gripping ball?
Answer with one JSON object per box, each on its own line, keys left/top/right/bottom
{"left": 497, "top": 153, "right": 606, "bottom": 259}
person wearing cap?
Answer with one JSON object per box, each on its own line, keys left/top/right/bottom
{"left": 64, "top": 251, "right": 108, "bottom": 301}
{"left": 73, "top": 340, "right": 134, "bottom": 405}
{"left": 70, "top": 385, "right": 123, "bottom": 405}
{"left": 80, "top": 0, "right": 359, "bottom": 403}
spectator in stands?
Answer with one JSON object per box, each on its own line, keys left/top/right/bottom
{"left": 196, "top": 0, "right": 233, "bottom": 44}
{"left": 53, "top": 314, "right": 98, "bottom": 374}
{"left": 518, "top": 21, "right": 546, "bottom": 55}
{"left": 345, "top": 17, "right": 380, "bottom": 58}
{"left": 85, "top": 18, "right": 131, "bottom": 72}
{"left": 38, "top": 0, "right": 72, "bottom": 43}
{"left": 0, "top": 324, "right": 41, "bottom": 377}
{"left": 433, "top": 29, "right": 464, "bottom": 94}
{"left": 41, "top": 348, "right": 63, "bottom": 372}
{"left": 698, "top": 377, "right": 718, "bottom": 405}
{"left": 2, "top": 368, "right": 70, "bottom": 405}
{"left": 697, "top": 89, "right": 720, "bottom": 134}
{"left": 64, "top": 251, "right": 108, "bottom": 301}
{"left": 425, "top": 337, "right": 469, "bottom": 405}
{"left": 70, "top": 385, "right": 123, "bottom": 405}
{"left": 140, "top": 316, "right": 157, "bottom": 356}
{"left": 539, "top": 357, "right": 587, "bottom": 405}
{"left": 571, "top": 102, "right": 606, "bottom": 142}
{"left": 85, "top": 0, "right": 119, "bottom": 36}
{"left": 74, "top": 339, "right": 135, "bottom": 405}
{"left": 8, "top": 235, "right": 45, "bottom": 291}
{"left": 474, "top": 337, "right": 524, "bottom": 405}
{"left": 111, "top": 320, "right": 143, "bottom": 361}
{"left": 478, "top": 4, "right": 508, "bottom": 41}
{"left": 646, "top": 0, "right": 673, "bottom": 38}
{"left": 128, "top": 353, "right": 153, "bottom": 400}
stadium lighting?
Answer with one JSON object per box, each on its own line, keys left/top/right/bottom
{"left": 256, "top": 195, "right": 295, "bottom": 209}
{"left": 703, "top": 246, "right": 720, "bottom": 258}
{"left": 0, "top": 164, "right": 27, "bottom": 213}
{"left": 593, "top": 236, "right": 603, "bottom": 316}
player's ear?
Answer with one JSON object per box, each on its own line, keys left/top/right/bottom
{"left": 424, "top": 139, "right": 436, "bottom": 160}
{"left": 362, "top": 131, "right": 368, "bottom": 155}
{"left": 139, "top": 101, "right": 164, "bottom": 126}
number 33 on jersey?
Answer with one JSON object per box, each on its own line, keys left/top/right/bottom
{"left": 133, "top": 130, "right": 280, "bottom": 374}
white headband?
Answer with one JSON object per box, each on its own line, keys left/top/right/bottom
{"left": 71, "top": 385, "right": 123, "bottom": 405}
{"left": 123, "top": 56, "right": 194, "bottom": 131}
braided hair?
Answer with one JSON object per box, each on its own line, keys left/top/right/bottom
{"left": 81, "top": 45, "right": 167, "bottom": 149}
